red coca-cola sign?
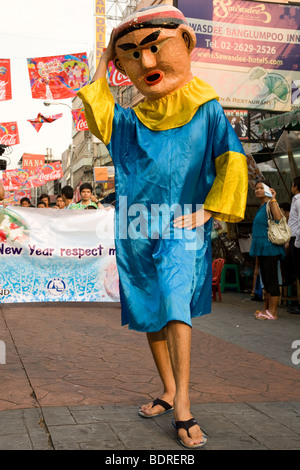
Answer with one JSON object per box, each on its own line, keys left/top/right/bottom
{"left": 0, "top": 122, "right": 20, "bottom": 146}
{"left": 34, "top": 162, "right": 63, "bottom": 186}
{"left": 77, "top": 118, "right": 88, "bottom": 131}
{"left": 3, "top": 162, "right": 64, "bottom": 190}
{"left": 71, "top": 108, "right": 88, "bottom": 131}
{"left": 107, "top": 62, "right": 133, "bottom": 87}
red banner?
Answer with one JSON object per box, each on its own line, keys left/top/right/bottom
{"left": 0, "top": 122, "right": 20, "bottom": 146}
{"left": 22, "top": 153, "right": 45, "bottom": 169}
{"left": 0, "top": 59, "right": 12, "bottom": 101}
{"left": 4, "top": 190, "right": 31, "bottom": 206}
{"left": 2, "top": 162, "right": 63, "bottom": 191}
{"left": 27, "top": 53, "right": 90, "bottom": 99}
{"left": 71, "top": 108, "right": 89, "bottom": 131}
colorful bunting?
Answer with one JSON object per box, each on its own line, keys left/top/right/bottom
{"left": 0, "top": 51, "right": 130, "bottom": 152}
{"left": 27, "top": 113, "right": 63, "bottom": 132}
{"left": 2, "top": 162, "right": 63, "bottom": 191}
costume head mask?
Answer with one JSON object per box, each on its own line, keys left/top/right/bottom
{"left": 113, "top": 5, "right": 196, "bottom": 100}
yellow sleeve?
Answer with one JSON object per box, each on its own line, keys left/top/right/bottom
{"left": 77, "top": 78, "right": 115, "bottom": 146}
{"left": 203, "top": 151, "right": 248, "bottom": 223}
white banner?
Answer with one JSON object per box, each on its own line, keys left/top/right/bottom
{"left": 0, "top": 206, "right": 120, "bottom": 303}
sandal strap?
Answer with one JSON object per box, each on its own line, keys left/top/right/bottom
{"left": 174, "top": 418, "right": 198, "bottom": 436}
{"left": 265, "top": 310, "right": 276, "bottom": 320}
{"left": 152, "top": 398, "right": 173, "bottom": 411}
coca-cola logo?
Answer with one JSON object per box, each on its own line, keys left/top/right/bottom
{"left": 0, "top": 134, "right": 18, "bottom": 145}
{"left": 110, "top": 70, "right": 132, "bottom": 87}
{"left": 39, "top": 170, "right": 62, "bottom": 182}
{"left": 0, "top": 81, "right": 7, "bottom": 101}
{"left": 76, "top": 119, "right": 88, "bottom": 131}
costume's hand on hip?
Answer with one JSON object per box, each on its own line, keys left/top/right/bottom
{"left": 173, "top": 209, "right": 212, "bottom": 230}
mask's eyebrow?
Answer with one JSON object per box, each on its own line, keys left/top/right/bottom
{"left": 139, "top": 30, "right": 161, "bottom": 46}
{"left": 117, "top": 43, "right": 138, "bottom": 51}
{"left": 117, "top": 29, "right": 162, "bottom": 51}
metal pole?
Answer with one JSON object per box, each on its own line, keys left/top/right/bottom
{"left": 251, "top": 129, "right": 291, "bottom": 199}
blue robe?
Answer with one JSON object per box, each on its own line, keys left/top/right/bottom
{"left": 78, "top": 77, "right": 248, "bottom": 332}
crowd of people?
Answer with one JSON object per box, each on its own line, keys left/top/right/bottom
{"left": 0, "top": 182, "right": 111, "bottom": 210}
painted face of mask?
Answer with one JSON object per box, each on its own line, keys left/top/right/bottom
{"left": 113, "top": 6, "right": 196, "bottom": 100}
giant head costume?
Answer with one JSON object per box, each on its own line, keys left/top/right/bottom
{"left": 112, "top": 5, "right": 196, "bottom": 100}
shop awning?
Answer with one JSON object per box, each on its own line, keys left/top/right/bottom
{"left": 257, "top": 110, "right": 300, "bottom": 134}
{"left": 252, "top": 147, "right": 274, "bottom": 163}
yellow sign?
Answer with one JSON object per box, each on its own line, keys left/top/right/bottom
{"left": 95, "top": 0, "right": 106, "bottom": 66}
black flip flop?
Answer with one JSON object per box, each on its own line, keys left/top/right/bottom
{"left": 138, "top": 397, "right": 174, "bottom": 418}
{"left": 172, "top": 417, "right": 207, "bottom": 449}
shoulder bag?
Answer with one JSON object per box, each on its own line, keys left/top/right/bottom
{"left": 266, "top": 201, "right": 291, "bottom": 245}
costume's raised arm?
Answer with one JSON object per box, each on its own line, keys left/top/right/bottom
{"left": 77, "top": 34, "right": 115, "bottom": 145}
{"left": 203, "top": 105, "right": 248, "bottom": 223}
{"left": 77, "top": 78, "right": 115, "bottom": 145}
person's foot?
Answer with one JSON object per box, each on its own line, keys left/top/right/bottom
{"left": 139, "top": 394, "right": 174, "bottom": 418}
{"left": 255, "top": 310, "right": 277, "bottom": 320}
{"left": 254, "top": 309, "right": 265, "bottom": 317}
{"left": 173, "top": 413, "right": 206, "bottom": 448}
{"left": 174, "top": 399, "right": 205, "bottom": 448}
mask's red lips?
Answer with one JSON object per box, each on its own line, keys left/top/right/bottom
{"left": 144, "top": 71, "right": 163, "bottom": 86}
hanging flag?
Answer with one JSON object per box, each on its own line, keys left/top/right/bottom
{"left": 2, "top": 169, "right": 31, "bottom": 190}
{"left": 0, "top": 121, "right": 20, "bottom": 146}
{"left": 27, "top": 53, "right": 90, "bottom": 99}
{"left": 2, "top": 162, "right": 64, "bottom": 191}
{"left": 4, "top": 190, "right": 32, "bottom": 206}
{"left": 0, "top": 59, "right": 12, "bottom": 101}
{"left": 107, "top": 61, "right": 132, "bottom": 87}
{"left": 33, "top": 162, "right": 63, "bottom": 187}
{"left": 27, "top": 113, "right": 63, "bottom": 132}
{"left": 71, "top": 108, "right": 89, "bottom": 131}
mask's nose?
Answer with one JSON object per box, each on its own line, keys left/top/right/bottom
{"left": 140, "top": 49, "right": 157, "bottom": 69}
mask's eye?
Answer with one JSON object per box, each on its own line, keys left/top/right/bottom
{"left": 150, "top": 45, "right": 158, "bottom": 53}
{"left": 133, "top": 51, "right": 140, "bottom": 59}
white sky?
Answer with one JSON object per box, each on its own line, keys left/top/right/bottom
{"left": 0, "top": 0, "right": 96, "bottom": 169}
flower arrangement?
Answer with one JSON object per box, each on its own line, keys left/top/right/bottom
{"left": 0, "top": 212, "right": 28, "bottom": 243}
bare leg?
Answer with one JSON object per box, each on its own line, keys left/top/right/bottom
{"left": 139, "top": 328, "right": 176, "bottom": 417}
{"left": 166, "top": 321, "right": 204, "bottom": 447}
{"left": 268, "top": 295, "right": 279, "bottom": 318}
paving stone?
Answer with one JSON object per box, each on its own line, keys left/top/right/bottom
{"left": 0, "top": 295, "right": 299, "bottom": 450}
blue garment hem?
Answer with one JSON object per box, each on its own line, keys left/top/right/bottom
{"left": 121, "top": 309, "right": 211, "bottom": 333}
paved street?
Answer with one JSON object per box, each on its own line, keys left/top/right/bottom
{"left": 0, "top": 292, "right": 300, "bottom": 451}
